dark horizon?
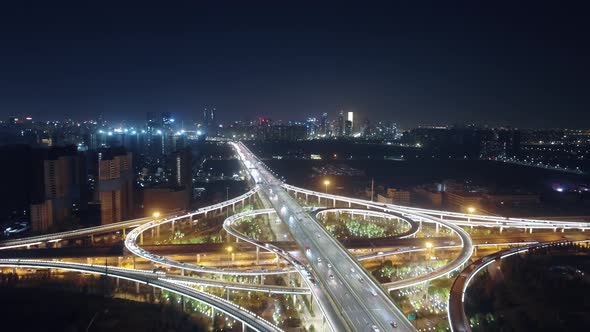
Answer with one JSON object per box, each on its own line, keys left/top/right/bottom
{"left": 0, "top": 1, "right": 588, "bottom": 128}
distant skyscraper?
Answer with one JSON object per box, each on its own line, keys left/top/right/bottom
{"left": 162, "top": 112, "right": 173, "bottom": 130}
{"left": 306, "top": 117, "right": 318, "bottom": 138}
{"left": 344, "top": 120, "right": 353, "bottom": 136}
{"left": 321, "top": 112, "right": 328, "bottom": 136}
{"left": 337, "top": 110, "right": 345, "bottom": 137}
{"left": 347, "top": 111, "right": 354, "bottom": 135}
{"left": 203, "top": 107, "right": 217, "bottom": 137}
{"left": 170, "top": 147, "right": 192, "bottom": 190}
{"left": 98, "top": 149, "right": 134, "bottom": 225}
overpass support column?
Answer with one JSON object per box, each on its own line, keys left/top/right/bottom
{"left": 135, "top": 282, "right": 140, "bottom": 294}
{"left": 242, "top": 322, "right": 247, "bottom": 332}
{"left": 256, "top": 246, "right": 260, "bottom": 265}
{"left": 226, "top": 232, "right": 230, "bottom": 243}
{"left": 90, "top": 235, "right": 94, "bottom": 244}
{"left": 140, "top": 233, "right": 144, "bottom": 245}
{"left": 318, "top": 196, "right": 321, "bottom": 204}
{"left": 436, "top": 223, "right": 440, "bottom": 234}
{"left": 305, "top": 193, "right": 308, "bottom": 203}
{"left": 181, "top": 268, "right": 185, "bottom": 276}
{"left": 156, "top": 225, "right": 160, "bottom": 238}
{"left": 197, "top": 254, "right": 201, "bottom": 264}
{"left": 529, "top": 227, "right": 533, "bottom": 234}
{"left": 333, "top": 198, "right": 336, "bottom": 207}
{"left": 122, "top": 228, "right": 126, "bottom": 239}
{"left": 499, "top": 227, "right": 503, "bottom": 233}
{"left": 348, "top": 201, "right": 351, "bottom": 208}
{"left": 171, "top": 220, "right": 175, "bottom": 233}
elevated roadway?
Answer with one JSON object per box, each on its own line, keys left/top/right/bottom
{"left": 0, "top": 259, "right": 283, "bottom": 332}
{"left": 236, "top": 142, "right": 414, "bottom": 332}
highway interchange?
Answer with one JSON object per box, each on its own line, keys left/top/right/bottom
{"left": 1, "top": 140, "right": 589, "bottom": 332}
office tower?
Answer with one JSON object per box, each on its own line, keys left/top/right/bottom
{"left": 344, "top": 119, "right": 353, "bottom": 136}
{"left": 98, "top": 148, "right": 134, "bottom": 225}
{"left": 162, "top": 112, "right": 173, "bottom": 131}
{"left": 337, "top": 110, "right": 345, "bottom": 137}
{"left": 306, "top": 117, "right": 318, "bottom": 138}
{"left": 347, "top": 111, "right": 354, "bottom": 134}
{"left": 321, "top": 112, "right": 328, "bottom": 136}
{"left": 203, "top": 107, "right": 217, "bottom": 136}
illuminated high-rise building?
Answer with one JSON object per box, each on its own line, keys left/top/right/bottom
{"left": 347, "top": 111, "right": 354, "bottom": 135}
{"left": 337, "top": 110, "right": 345, "bottom": 137}
{"left": 320, "top": 112, "right": 328, "bottom": 136}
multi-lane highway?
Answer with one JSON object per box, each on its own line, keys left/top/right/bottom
{"left": 235, "top": 142, "right": 413, "bottom": 332}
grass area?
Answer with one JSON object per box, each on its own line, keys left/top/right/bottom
{"left": 466, "top": 243, "right": 590, "bottom": 331}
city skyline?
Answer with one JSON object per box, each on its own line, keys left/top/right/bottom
{"left": 0, "top": 1, "right": 589, "bottom": 128}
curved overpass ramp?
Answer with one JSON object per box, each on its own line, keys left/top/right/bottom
{"left": 0, "top": 259, "right": 283, "bottom": 332}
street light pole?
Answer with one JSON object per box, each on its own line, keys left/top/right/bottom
{"left": 226, "top": 246, "right": 233, "bottom": 267}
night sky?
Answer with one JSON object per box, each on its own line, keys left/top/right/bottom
{"left": 0, "top": 1, "right": 588, "bottom": 128}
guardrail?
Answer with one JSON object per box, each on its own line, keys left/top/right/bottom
{"left": 0, "top": 259, "right": 283, "bottom": 332}
{"left": 447, "top": 240, "right": 589, "bottom": 332}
